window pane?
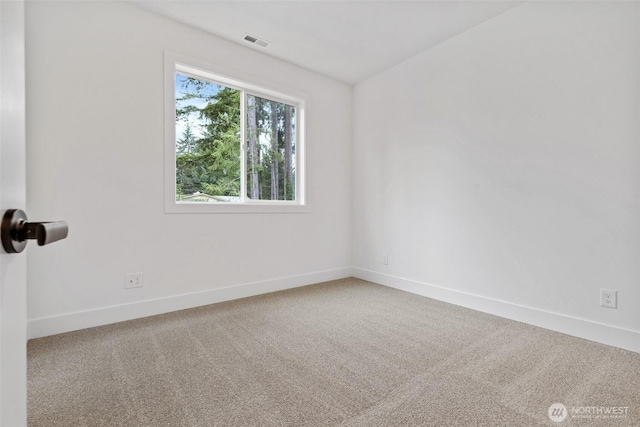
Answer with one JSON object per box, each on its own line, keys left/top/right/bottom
{"left": 246, "top": 95, "right": 296, "bottom": 201}
{"left": 175, "top": 74, "right": 241, "bottom": 203}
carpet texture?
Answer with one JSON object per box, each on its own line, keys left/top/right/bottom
{"left": 28, "top": 278, "right": 640, "bottom": 426}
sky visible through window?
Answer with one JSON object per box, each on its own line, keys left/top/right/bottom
{"left": 175, "top": 74, "right": 221, "bottom": 143}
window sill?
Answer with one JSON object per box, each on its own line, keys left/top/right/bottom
{"left": 165, "top": 202, "right": 311, "bottom": 214}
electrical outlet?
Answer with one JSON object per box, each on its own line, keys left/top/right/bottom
{"left": 382, "top": 254, "right": 388, "bottom": 265}
{"left": 600, "top": 289, "right": 617, "bottom": 309}
{"left": 125, "top": 273, "right": 143, "bottom": 289}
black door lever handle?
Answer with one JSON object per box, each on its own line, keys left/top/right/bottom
{"left": 24, "top": 221, "right": 69, "bottom": 246}
{"left": 1, "top": 209, "right": 69, "bottom": 253}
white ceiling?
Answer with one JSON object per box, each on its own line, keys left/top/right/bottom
{"left": 131, "top": 1, "right": 525, "bottom": 84}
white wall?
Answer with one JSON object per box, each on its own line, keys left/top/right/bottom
{"left": 25, "top": 0, "right": 640, "bottom": 353}
{"left": 352, "top": 1, "right": 640, "bottom": 351}
{"left": 26, "top": 1, "right": 351, "bottom": 337}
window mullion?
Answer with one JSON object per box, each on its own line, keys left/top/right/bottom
{"left": 240, "top": 90, "right": 247, "bottom": 203}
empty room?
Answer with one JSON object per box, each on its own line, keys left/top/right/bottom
{"left": 1, "top": 0, "right": 639, "bottom": 425}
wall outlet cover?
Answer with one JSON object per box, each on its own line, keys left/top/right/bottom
{"left": 600, "top": 288, "right": 617, "bottom": 309}
{"left": 125, "top": 273, "right": 143, "bottom": 289}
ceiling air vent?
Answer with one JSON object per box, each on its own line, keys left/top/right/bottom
{"left": 244, "top": 34, "right": 269, "bottom": 48}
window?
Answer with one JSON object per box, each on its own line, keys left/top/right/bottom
{"left": 164, "top": 51, "right": 306, "bottom": 213}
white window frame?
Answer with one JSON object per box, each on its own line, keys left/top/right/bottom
{"left": 164, "top": 50, "right": 308, "bottom": 213}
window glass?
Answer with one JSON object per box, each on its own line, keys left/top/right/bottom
{"left": 175, "top": 74, "right": 241, "bottom": 202}
{"left": 246, "top": 94, "right": 296, "bottom": 201}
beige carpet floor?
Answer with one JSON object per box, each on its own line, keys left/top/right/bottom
{"left": 28, "top": 278, "right": 640, "bottom": 426}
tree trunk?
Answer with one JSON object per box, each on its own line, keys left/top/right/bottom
{"left": 247, "top": 96, "right": 260, "bottom": 199}
{"left": 270, "top": 101, "right": 279, "bottom": 200}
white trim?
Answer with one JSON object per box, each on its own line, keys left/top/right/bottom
{"left": 29, "top": 267, "right": 638, "bottom": 353}
{"left": 164, "top": 49, "right": 308, "bottom": 214}
{"left": 352, "top": 268, "right": 640, "bottom": 354}
{"left": 27, "top": 268, "right": 352, "bottom": 339}
{"left": 166, "top": 202, "right": 310, "bottom": 214}
{"left": 240, "top": 90, "right": 246, "bottom": 203}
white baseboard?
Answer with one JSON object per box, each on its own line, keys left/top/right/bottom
{"left": 352, "top": 268, "right": 640, "bottom": 354}
{"left": 28, "top": 267, "right": 352, "bottom": 339}
{"left": 29, "top": 266, "right": 640, "bottom": 354}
